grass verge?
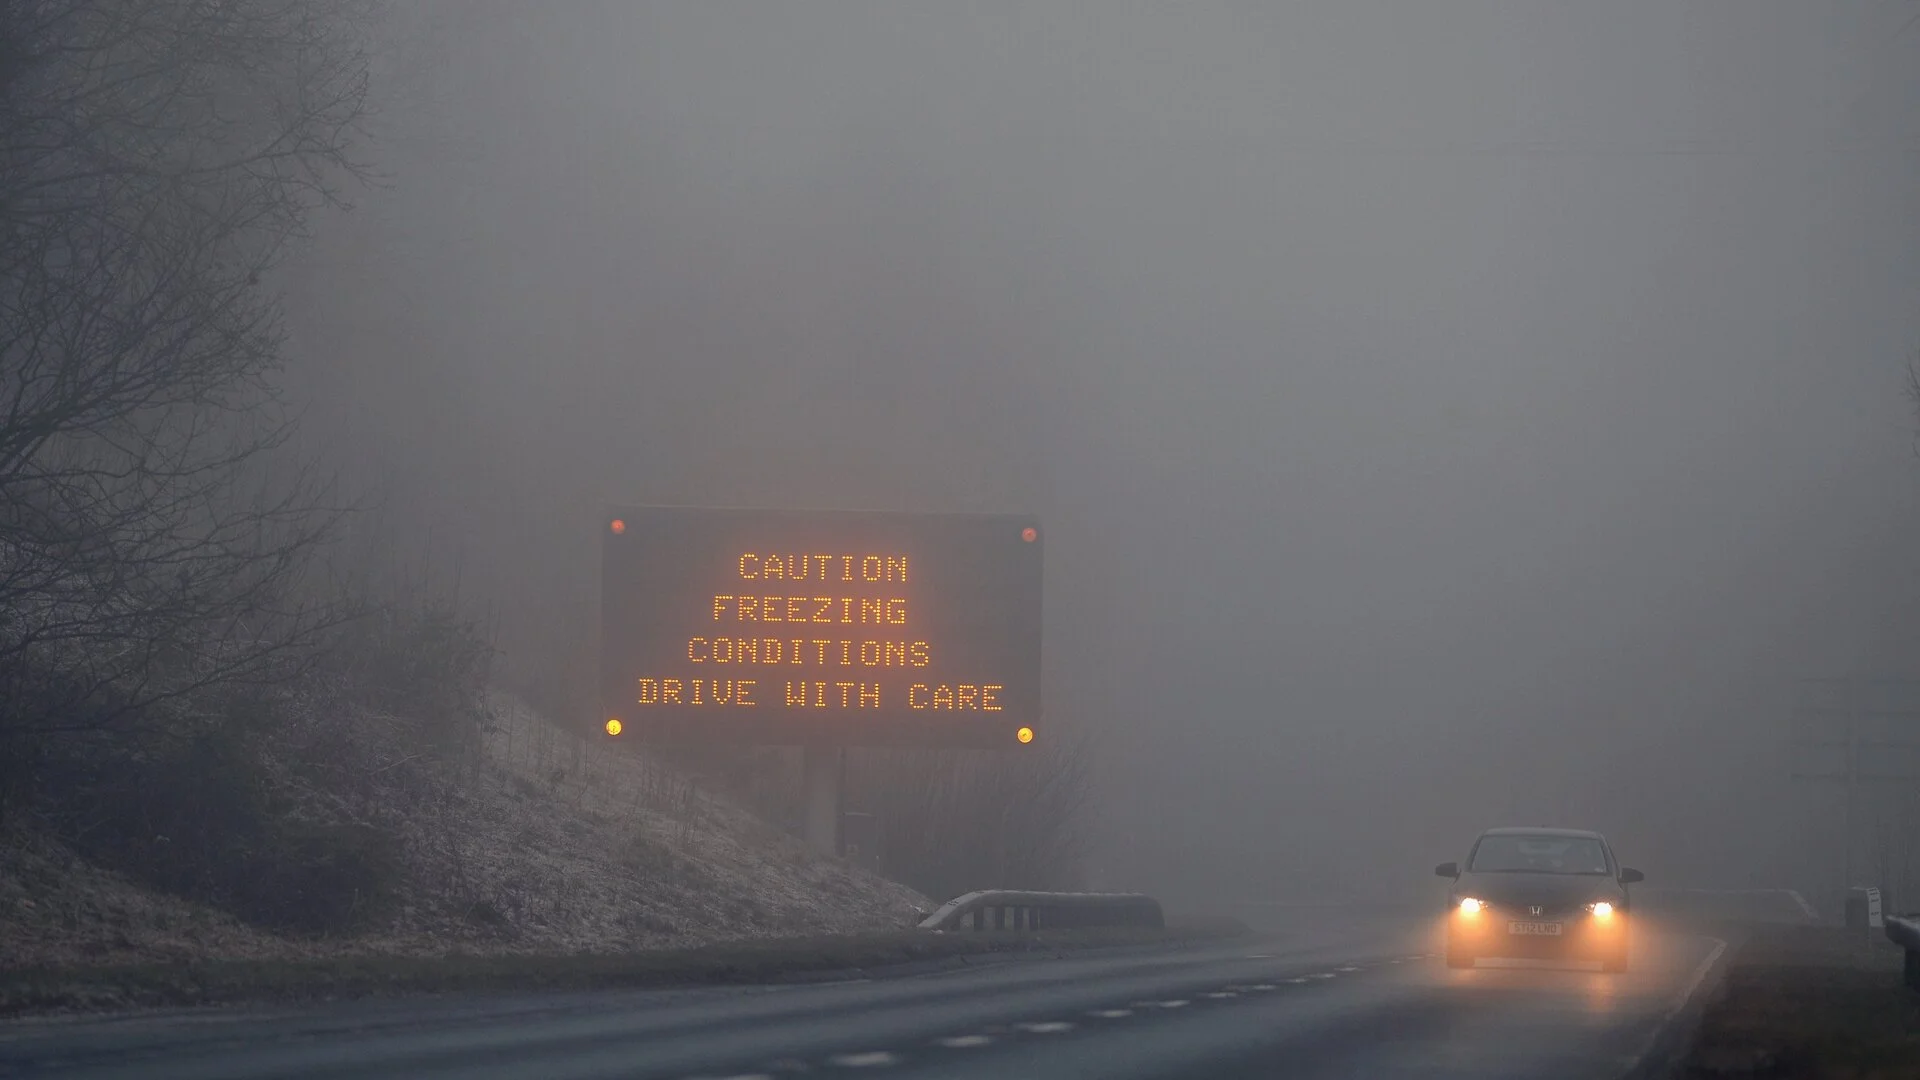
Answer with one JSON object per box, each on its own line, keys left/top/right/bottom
{"left": 1683, "top": 924, "right": 1920, "bottom": 1078}
{"left": 0, "top": 920, "right": 1249, "bottom": 1018}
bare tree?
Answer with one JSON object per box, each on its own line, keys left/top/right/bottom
{"left": 0, "top": 0, "right": 378, "bottom": 763}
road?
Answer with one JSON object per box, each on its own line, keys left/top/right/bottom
{"left": 0, "top": 913, "right": 1727, "bottom": 1080}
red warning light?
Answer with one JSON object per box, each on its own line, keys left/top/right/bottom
{"left": 1020, "top": 526, "right": 1038, "bottom": 543}
{"left": 609, "top": 519, "right": 626, "bottom": 535}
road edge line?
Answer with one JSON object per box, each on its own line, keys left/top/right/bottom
{"left": 1619, "top": 936, "right": 1730, "bottom": 1080}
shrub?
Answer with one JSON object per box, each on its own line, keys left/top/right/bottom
{"left": 315, "top": 596, "right": 494, "bottom": 758}
{"left": 227, "top": 819, "right": 404, "bottom": 935}
{"left": 37, "top": 702, "right": 403, "bottom": 937}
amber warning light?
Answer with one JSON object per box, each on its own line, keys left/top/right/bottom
{"left": 604, "top": 717, "right": 623, "bottom": 736}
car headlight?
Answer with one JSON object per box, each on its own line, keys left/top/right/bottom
{"left": 1587, "top": 900, "right": 1615, "bottom": 918}
{"left": 1458, "top": 897, "right": 1484, "bottom": 914}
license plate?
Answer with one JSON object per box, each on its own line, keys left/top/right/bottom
{"left": 1508, "top": 921, "right": 1563, "bottom": 936}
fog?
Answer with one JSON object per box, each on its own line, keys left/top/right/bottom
{"left": 281, "top": 2, "right": 1920, "bottom": 913}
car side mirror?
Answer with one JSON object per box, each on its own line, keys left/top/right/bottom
{"left": 1434, "top": 862, "right": 1459, "bottom": 878}
{"left": 1619, "top": 867, "right": 1644, "bottom": 885}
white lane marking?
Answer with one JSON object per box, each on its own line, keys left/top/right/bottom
{"left": 1671, "top": 940, "right": 1729, "bottom": 1013}
{"left": 936, "top": 1035, "right": 993, "bottom": 1048}
{"left": 1158, "top": 999, "right": 1190, "bottom": 1008}
{"left": 1247, "top": 984, "right": 1277, "bottom": 991}
{"left": 1621, "top": 938, "right": 1731, "bottom": 1075}
{"left": 1336, "top": 965, "right": 1360, "bottom": 972}
{"left": 1087, "top": 1008, "right": 1133, "bottom": 1018}
{"left": 1285, "top": 977, "right": 1310, "bottom": 984}
{"left": 830, "top": 1051, "right": 901, "bottom": 1067}
{"left": 1018, "top": 1021, "right": 1075, "bottom": 1034}
{"left": 1308, "top": 972, "right": 1336, "bottom": 980}
{"left": 1787, "top": 890, "right": 1819, "bottom": 920}
{"left": 1204, "top": 991, "right": 1237, "bottom": 999}
{"left": 1244, "top": 953, "right": 1277, "bottom": 958}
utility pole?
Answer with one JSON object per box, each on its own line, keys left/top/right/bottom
{"left": 1791, "top": 677, "right": 1920, "bottom": 908}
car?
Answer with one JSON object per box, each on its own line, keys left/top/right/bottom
{"left": 1434, "top": 826, "right": 1644, "bottom": 972}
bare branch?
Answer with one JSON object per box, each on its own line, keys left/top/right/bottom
{"left": 1907, "top": 352, "right": 1920, "bottom": 458}
{"left": 0, "top": 0, "right": 380, "bottom": 752}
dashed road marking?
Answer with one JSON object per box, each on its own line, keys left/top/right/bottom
{"left": 699, "top": 952, "right": 1412, "bottom": 1080}
{"left": 936, "top": 1035, "right": 993, "bottom": 1048}
{"left": 830, "top": 1051, "right": 901, "bottom": 1067}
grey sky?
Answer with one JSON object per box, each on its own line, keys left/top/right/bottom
{"left": 285, "top": 1, "right": 1920, "bottom": 907}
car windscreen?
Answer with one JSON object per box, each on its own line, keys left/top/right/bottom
{"left": 1467, "top": 835, "right": 1610, "bottom": 875}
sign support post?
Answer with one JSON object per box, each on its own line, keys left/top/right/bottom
{"left": 803, "top": 743, "right": 843, "bottom": 856}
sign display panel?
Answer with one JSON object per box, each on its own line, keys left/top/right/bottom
{"left": 600, "top": 506, "right": 1042, "bottom": 747}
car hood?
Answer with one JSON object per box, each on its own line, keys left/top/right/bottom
{"left": 1453, "top": 872, "right": 1624, "bottom": 909}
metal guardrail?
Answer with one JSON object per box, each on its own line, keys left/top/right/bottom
{"left": 1644, "top": 887, "right": 1821, "bottom": 922}
{"left": 1886, "top": 914, "right": 1920, "bottom": 991}
{"left": 917, "top": 890, "right": 1166, "bottom": 932}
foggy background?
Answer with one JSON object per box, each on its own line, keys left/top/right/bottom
{"left": 280, "top": 2, "right": 1920, "bottom": 912}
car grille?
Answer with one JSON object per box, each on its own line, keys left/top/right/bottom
{"left": 1488, "top": 902, "right": 1584, "bottom": 919}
